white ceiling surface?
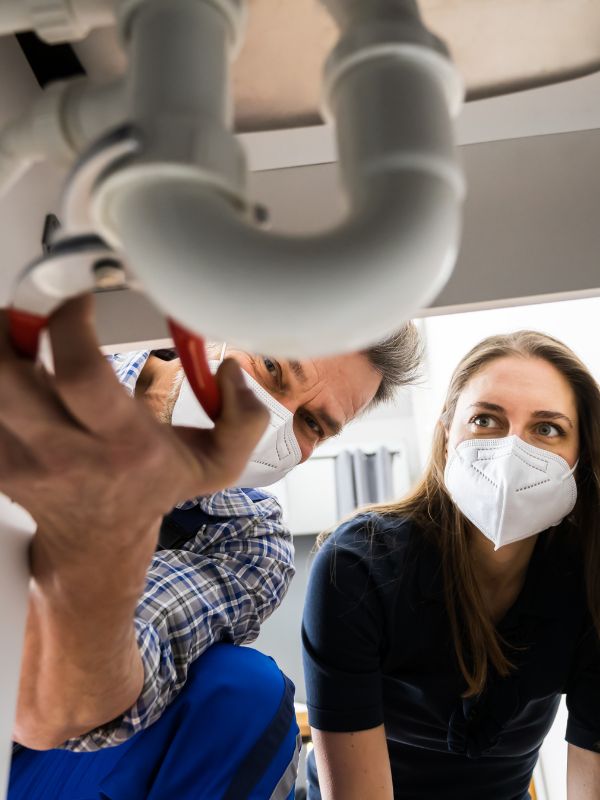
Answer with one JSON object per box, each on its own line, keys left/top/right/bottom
{"left": 73, "top": 1, "right": 600, "bottom": 131}
{"left": 241, "top": 69, "right": 600, "bottom": 171}
{"left": 0, "top": 34, "right": 599, "bottom": 348}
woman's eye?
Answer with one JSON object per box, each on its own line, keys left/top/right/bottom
{"left": 536, "top": 422, "right": 562, "bottom": 438}
{"left": 472, "top": 414, "right": 499, "bottom": 429}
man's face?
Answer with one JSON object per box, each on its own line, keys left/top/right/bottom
{"left": 226, "top": 349, "right": 383, "bottom": 461}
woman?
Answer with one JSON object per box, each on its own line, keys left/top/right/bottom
{"left": 302, "top": 331, "right": 600, "bottom": 800}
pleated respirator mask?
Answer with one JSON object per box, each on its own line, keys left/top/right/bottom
{"left": 172, "top": 347, "right": 302, "bottom": 488}
{"left": 444, "top": 435, "right": 577, "bottom": 549}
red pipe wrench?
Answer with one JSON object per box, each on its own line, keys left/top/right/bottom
{"left": 8, "top": 237, "right": 222, "bottom": 421}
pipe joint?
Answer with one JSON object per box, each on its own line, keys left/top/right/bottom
{"left": 324, "top": 18, "right": 462, "bottom": 122}
{"left": 322, "top": 13, "right": 464, "bottom": 208}
{"left": 85, "top": 0, "right": 467, "bottom": 357}
{"left": 102, "top": 0, "right": 249, "bottom": 214}
{"left": 117, "top": 0, "right": 246, "bottom": 53}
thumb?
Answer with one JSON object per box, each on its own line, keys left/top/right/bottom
{"left": 174, "top": 359, "right": 269, "bottom": 494}
{"left": 215, "top": 357, "right": 270, "bottom": 449}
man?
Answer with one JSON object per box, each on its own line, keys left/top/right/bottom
{"left": 6, "top": 296, "right": 421, "bottom": 798}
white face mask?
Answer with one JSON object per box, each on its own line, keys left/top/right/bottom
{"left": 444, "top": 435, "right": 577, "bottom": 550}
{"left": 171, "top": 348, "right": 302, "bottom": 488}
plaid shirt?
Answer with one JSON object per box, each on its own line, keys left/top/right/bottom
{"left": 63, "top": 351, "right": 295, "bottom": 751}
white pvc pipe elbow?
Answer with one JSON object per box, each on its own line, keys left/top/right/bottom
{"left": 92, "top": 0, "right": 465, "bottom": 357}
{"left": 0, "top": 79, "right": 127, "bottom": 198}
{"left": 97, "top": 170, "right": 461, "bottom": 357}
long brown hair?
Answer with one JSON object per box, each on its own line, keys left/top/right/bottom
{"left": 329, "top": 331, "right": 600, "bottom": 695}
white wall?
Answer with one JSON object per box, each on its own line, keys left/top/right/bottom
{"left": 410, "top": 295, "right": 600, "bottom": 469}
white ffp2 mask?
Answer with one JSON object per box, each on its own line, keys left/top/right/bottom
{"left": 444, "top": 435, "right": 577, "bottom": 549}
{"left": 172, "top": 359, "right": 302, "bottom": 488}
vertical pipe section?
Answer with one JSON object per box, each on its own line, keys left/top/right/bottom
{"left": 128, "top": 0, "right": 230, "bottom": 124}
{"left": 124, "top": 0, "right": 245, "bottom": 192}
{"left": 332, "top": 51, "right": 462, "bottom": 203}
{"left": 93, "top": 0, "right": 464, "bottom": 356}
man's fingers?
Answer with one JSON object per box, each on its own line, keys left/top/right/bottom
{"left": 174, "top": 359, "right": 269, "bottom": 494}
{"left": 0, "top": 310, "right": 74, "bottom": 435}
{"left": 48, "top": 295, "right": 135, "bottom": 434}
{"left": 216, "top": 357, "right": 270, "bottom": 450}
{"left": 0, "top": 309, "right": 20, "bottom": 362}
{"left": 0, "top": 420, "right": 41, "bottom": 496}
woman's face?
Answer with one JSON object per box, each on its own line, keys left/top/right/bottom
{"left": 446, "top": 355, "right": 579, "bottom": 468}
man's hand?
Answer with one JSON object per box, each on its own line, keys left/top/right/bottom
{"left": 1, "top": 295, "right": 268, "bottom": 558}
{"left": 4, "top": 295, "right": 269, "bottom": 748}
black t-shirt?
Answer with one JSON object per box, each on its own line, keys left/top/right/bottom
{"left": 302, "top": 514, "right": 600, "bottom": 800}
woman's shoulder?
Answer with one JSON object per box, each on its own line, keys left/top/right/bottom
{"left": 327, "top": 511, "right": 417, "bottom": 544}
{"left": 317, "top": 512, "right": 422, "bottom": 577}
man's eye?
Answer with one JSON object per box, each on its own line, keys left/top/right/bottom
{"left": 302, "top": 414, "right": 323, "bottom": 437}
{"left": 263, "top": 356, "right": 281, "bottom": 381}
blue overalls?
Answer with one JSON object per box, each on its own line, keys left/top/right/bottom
{"left": 9, "top": 499, "right": 300, "bottom": 800}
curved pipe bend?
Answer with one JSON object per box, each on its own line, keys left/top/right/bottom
{"left": 94, "top": 167, "right": 462, "bottom": 357}
{"left": 93, "top": 0, "right": 465, "bottom": 357}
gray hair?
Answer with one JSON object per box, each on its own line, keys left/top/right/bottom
{"left": 162, "top": 322, "right": 423, "bottom": 411}
{"left": 362, "top": 321, "right": 423, "bottom": 408}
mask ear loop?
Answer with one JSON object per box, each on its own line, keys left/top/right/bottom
{"left": 562, "top": 459, "right": 579, "bottom": 480}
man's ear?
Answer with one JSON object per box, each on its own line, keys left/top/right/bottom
{"left": 206, "top": 341, "right": 227, "bottom": 361}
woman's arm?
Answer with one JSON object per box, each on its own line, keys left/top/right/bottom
{"left": 311, "top": 725, "right": 393, "bottom": 800}
{"left": 567, "top": 744, "right": 600, "bottom": 799}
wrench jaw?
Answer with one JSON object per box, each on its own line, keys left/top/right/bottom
{"left": 8, "top": 128, "right": 222, "bottom": 421}
{"left": 9, "top": 239, "right": 221, "bottom": 422}
{"left": 8, "top": 235, "right": 110, "bottom": 361}
{"left": 7, "top": 309, "right": 49, "bottom": 361}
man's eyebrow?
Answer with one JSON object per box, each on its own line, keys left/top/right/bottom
{"left": 284, "top": 359, "right": 343, "bottom": 435}
{"left": 531, "top": 410, "right": 574, "bottom": 429}
{"left": 287, "top": 359, "right": 307, "bottom": 384}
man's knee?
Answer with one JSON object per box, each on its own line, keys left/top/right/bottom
{"left": 171, "top": 645, "right": 298, "bottom": 799}
{"left": 187, "top": 644, "right": 287, "bottom": 717}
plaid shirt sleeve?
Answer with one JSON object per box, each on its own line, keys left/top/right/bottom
{"left": 61, "top": 489, "right": 294, "bottom": 751}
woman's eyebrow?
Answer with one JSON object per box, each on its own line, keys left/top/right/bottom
{"left": 468, "top": 402, "right": 506, "bottom": 414}
{"left": 468, "top": 402, "right": 574, "bottom": 429}
{"left": 531, "top": 410, "right": 574, "bottom": 429}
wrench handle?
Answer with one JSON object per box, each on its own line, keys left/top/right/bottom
{"left": 168, "top": 319, "right": 222, "bottom": 421}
